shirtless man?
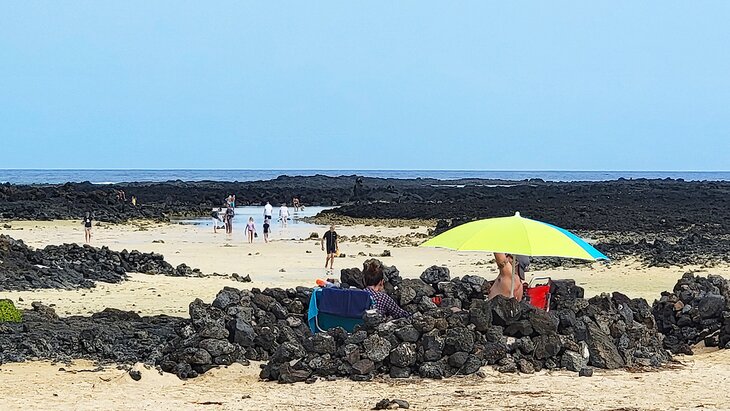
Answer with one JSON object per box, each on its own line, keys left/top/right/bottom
{"left": 487, "top": 253, "right": 530, "bottom": 301}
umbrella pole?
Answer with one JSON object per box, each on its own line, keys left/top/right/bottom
{"left": 510, "top": 258, "right": 516, "bottom": 298}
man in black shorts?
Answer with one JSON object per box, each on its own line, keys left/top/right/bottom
{"left": 321, "top": 224, "right": 338, "bottom": 272}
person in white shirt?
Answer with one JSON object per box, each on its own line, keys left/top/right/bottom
{"left": 264, "top": 201, "right": 273, "bottom": 220}
{"left": 279, "top": 204, "right": 289, "bottom": 227}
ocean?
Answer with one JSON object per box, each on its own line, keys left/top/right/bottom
{"left": 1, "top": 169, "right": 729, "bottom": 185}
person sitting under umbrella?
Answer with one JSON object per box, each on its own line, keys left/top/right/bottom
{"left": 488, "top": 253, "right": 530, "bottom": 301}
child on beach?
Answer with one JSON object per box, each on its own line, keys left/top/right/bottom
{"left": 263, "top": 216, "right": 271, "bottom": 243}
{"left": 245, "top": 217, "right": 256, "bottom": 243}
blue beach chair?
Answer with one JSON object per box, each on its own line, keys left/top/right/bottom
{"left": 307, "top": 287, "right": 373, "bottom": 333}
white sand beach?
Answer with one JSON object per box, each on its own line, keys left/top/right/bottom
{"left": 1, "top": 220, "right": 730, "bottom": 410}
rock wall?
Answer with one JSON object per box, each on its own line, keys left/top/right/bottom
{"left": 160, "top": 260, "right": 671, "bottom": 382}
{"left": 652, "top": 272, "right": 730, "bottom": 354}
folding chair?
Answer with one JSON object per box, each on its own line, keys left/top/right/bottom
{"left": 524, "top": 276, "right": 552, "bottom": 311}
{"left": 307, "top": 287, "right": 374, "bottom": 333}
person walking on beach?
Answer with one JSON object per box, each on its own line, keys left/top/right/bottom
{"left": 279, "top": 203, "right": 289, "bottom": 227}
{"left": 83, "top": 212, "right": 93, "bottom": 244}
{"left": 263, "top": 216, "right": 271, "bottom": 243}
{"left": 225, "top": 205, "right": 235, "bottom": 234}
{"left": 131, "top": 196, "right": 137, "bottom": 207}
{"left": 321, "top": 225, "right": 338, "bottom": 272}
{"left": 264, "top": 201, "right": 273, "bottom": 221}
{"left": 245, "top": 217, "right": 256, "bottom": 243}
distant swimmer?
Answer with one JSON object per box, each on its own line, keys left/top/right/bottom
{"left": 279, "top": 203, "right": 289, "bottom": 227}
{"left": 83, "top": 212, "right": 93, "bottom": 244}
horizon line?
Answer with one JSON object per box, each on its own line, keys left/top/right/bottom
{"left": 2, "top": 168, "right": 729, "bottom": 173}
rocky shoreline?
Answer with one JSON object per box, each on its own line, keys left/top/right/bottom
{"left": 2, "top": 178, "right": 728, "bottom": 232}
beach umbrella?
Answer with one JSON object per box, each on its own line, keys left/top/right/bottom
{"left": 420, "top": 212, "right": 608, "bottom": 297}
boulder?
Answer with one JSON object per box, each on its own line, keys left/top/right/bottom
{"left": 420, "top": 266, "right": 450, "bottom": 286}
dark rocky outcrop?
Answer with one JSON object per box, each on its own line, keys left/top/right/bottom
{"left": 0, "top": 303, "right": 184, "bottom": 366}
{"left": 652, "top": 272, "right": 730, "bottom": 354}
{"left": 0, "top": 234, "right": 203, "bottom": 291}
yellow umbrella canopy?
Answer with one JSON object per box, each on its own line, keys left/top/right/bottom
{"left": 421, "top": 212, "right": 608, "bottom": 260}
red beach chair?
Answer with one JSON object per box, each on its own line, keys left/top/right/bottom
{"left": 524, "top": 276, "right": 552, "bottom": 311}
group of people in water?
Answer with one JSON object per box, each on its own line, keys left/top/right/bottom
{"left": 211, "top": 198, "right": 299, "bottom": 243}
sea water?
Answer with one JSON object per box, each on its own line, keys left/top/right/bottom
{"left": 1, "top": 169, "right": 729, "bottom": 184}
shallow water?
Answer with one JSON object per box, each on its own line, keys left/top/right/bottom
{"left": 173, "top": 205, "right": 332, "bottom": 231}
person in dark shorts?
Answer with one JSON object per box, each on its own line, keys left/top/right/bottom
{"left": 263, "top": 216, "right": 271, "bottom": 243}
{"left": 321, "top": 225, "right": 338, "bottom": 272}
{"left": 83, "top": 212, "right": 93, "bottom": 244}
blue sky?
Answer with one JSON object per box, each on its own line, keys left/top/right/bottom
{"left": 1, "top": 2, "right": 729, "bottom": 170}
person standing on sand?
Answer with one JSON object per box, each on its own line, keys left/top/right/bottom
{"left": 263, "top": 216, "right": 271, "bottom": 243}
{"left": 487, "top": 253, "right": 530, "bottom": 301}
{"left": 264, "top": 201, "right": 273, "bottom": 221}
{"left": 211, "top": 208, "right": 222, "bottom": 233}
{"left": 245, "top": 217, "right": 256, "bottom": 243}
{"left": 83, "top": 212, "right": 93, "bottom": 244}
{"left": 279, "top": 203, "right": 289, "bottom": 227}
{"left": 225, "top": 205, "right": 235, "bottom": 234}
{"left": 321, "top": 225, "right": 338, "bottom": 272}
